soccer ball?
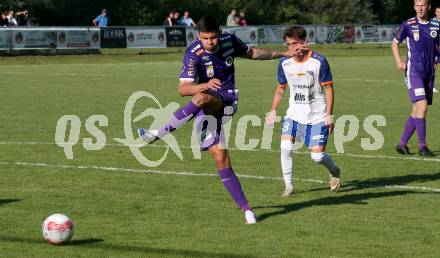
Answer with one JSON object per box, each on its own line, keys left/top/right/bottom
{"left": 42, "top": 214, "right": 74, "bottom": 245}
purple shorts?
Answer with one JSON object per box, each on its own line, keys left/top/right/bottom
{"left": 195, "top": 90, "right": 238, "bottom": 151}
{"left": 406, "top": 75, "right": 434, "bottom": 105}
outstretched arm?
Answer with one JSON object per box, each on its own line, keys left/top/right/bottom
{"left": 245, "top": 45, "right": 308, "bottom": 60}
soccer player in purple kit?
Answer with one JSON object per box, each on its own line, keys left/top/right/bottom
{"left": 137, "top": 16, "right": 298, "bottom": 224}
{"left": 392, "top": 0, "right": 437, "bottom": 157}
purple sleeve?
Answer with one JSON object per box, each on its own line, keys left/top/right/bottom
{"left": 394, "top": 23, "right": 408, "bottom": 43}
{"left": 231, "top": 35, "right": 250, "bottom": 57}
{"left": 319, "top": 57, "right": 333, "bottom": 87}
{"left": 277, "top": 60, "right": 287, "bottom": 85}
{"left": 179, "top": 52, "right": 199, "bottom": 81}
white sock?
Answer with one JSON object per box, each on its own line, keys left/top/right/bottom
{"left": 311, "top": 152, "right": 339, "bottom": 177}
{"left": 280, "top": 140, "right": 293, "bottom": 187}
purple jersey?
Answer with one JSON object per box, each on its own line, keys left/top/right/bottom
{"left": 394, "top": 17, "right": 440, "bottom": 77}
{"left": 179, "top": 33, "right": 250, "bottom": 95}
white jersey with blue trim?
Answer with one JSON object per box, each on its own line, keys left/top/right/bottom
{"left": 278, "top": 51, "right": 333, "bottom": 125}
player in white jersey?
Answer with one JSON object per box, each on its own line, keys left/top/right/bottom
{"left": 433, "top": 5, "right": 440, "bottom": 93}
{"left": 266, "top": 26, "right": 341, "bottom": 196}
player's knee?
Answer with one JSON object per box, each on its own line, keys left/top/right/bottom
{"left": 280, "top": 140, "right": 293, "bottom": 153}
{"left": 192, "top": 93, "right": 208, "bottom": 107}
{"left": 213, "top": 152, "right": 229, "bottom": 166}
{"left": 311, "top": 152, "right": 325, "bottom": 163}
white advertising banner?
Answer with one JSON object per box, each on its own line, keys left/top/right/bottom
{"left": 0, "top": 30, "right": 12, "bottom": 49}
{"left": 12, "top": 29, "right": 57, "bottom": 49}
{"left": 186, "top": 27, "right": 197, "bottom": 46}
{"left": 221, "top": 26, "right": 259, "bottom": 45}
{"left": 57, "top": 28, "right": 100, "bottom": 49}
{"left": 355, "top": 25, "right": 398, "bottom": 43}
{"left": 126, "top": 28, "right": 166, "bottom": 48}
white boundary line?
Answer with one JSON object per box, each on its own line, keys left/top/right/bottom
{"left": 1, "top": 160, "right": 439, "bottom": 193}
{"left": 0, "top": 141, "right": 439, "bottom": 163}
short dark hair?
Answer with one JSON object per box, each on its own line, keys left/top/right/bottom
{"left": 283, "top": 26, "right": 307, "bottom": 41}
{"left": 197, "top": 15, "right": 220, "bottom": 32}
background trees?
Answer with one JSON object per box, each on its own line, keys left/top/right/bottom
{"left": 1, "top": 0, "right": 440, "bottom": 26}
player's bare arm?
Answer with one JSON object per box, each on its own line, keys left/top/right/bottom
{"left": 178, "top": 78, "right": 221, "bottom": 97}
{"left": 266, "top": 84, "right": 287, "bottom": 125}
{"left": 391, "top": 40, "right": 406, "bottom": 71}
{"left": 324, "top": 86, "right": 335, "bottom": 134}
{"left": 244, "top": 45, "right": 308, "bottom": 60}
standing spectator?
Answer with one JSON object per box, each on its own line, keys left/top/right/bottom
{"left": 172, "top": 11, "right": 181, "bottom": 26}
{"left": 226, "top": 9, "right": 239, "bottom": 26}
{"left": 0, "top": 12, "right": 8, "bottom": 26}
{"left": 7, "top": 10, "right": 17, "bottom": 26}
{"left": 16, "top": 10, "right": 29, "bottom": 26}
{"left": 238, "top": 11, "right": 247, "bottom": 26}
{"left": 163, "top": 12, "right": 174, "bottom": 27}
{"left": 93, "top": 8, "right": 109, "bottom": 27}
{"left": 180, "top": 11, "right": 196, "bottom": 27}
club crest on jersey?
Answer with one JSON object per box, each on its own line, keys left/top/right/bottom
{"left": 431, "top": 30, "right": 438, "bottom": 38}
{"left": 225, "top": 56, "right": 233, "bottom": 67}
{"left": 206, "top": 65, "right": 214, "bottom": 77}
{"left": 413, "top": 30, "right": 420, "bottom": 41}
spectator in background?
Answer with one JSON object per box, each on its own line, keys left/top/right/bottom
{"left": 7, "top": 10, "right": 18, "bottom": 26}
{"left": 163, "top": 12, "right": 174, "bottom": 27}
{"left": 0, "top": 12, "right": 8, "bottom": 26}
{"left": 16, "top": 10, "right": 30, "bottom": 26}
{"left": 172, "top": 11, "right": 181, "bottom": 26}
{"left": 226, "top": 9, "right": 239, "bottom": 26}
{"left": 238, "top": 11, "right": 247, "bottom": 26}
{"left": 180, "top": 11, "right": 196, "bottom": 27}
{"left": 93, "top": 8, "right": 109, "bottom": 27}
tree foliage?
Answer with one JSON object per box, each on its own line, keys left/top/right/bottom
{"left": 2, "top": 0, "right": 440, "bottom": 26}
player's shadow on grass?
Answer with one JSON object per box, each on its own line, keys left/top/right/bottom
{"left": 255, "top": 190, "right": 429, "bottom": 222}
{"left": 0, "top": 199, "right": 22, "bottom": 206}
{"left": 307, "top": 172, "right": 440, "bottom": 193}
{"left": 0, "top": 235, "right": 256, "bottom": 258}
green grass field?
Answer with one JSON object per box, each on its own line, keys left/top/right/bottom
{"left": 0, "top": 44, "right": 439, "bottom": 257}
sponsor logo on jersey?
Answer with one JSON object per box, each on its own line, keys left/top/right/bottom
{"left": 430, "top": 30, "right": 438, "bottom": 38}
{"left": 413, "top": 30, "right": 420, "bottom": 41}
{"left": 294, "top": 93, "right": 306, "bottom": 101}
{"left": 188, "top": 59, "right": 195, "bottom": 76}
{"left": 430, "top": 26, "right": 439, "bottom": 30}
{"left": 202, "top": 55, "right": 210, "bottom": 61}
{"left": 431, "top": 21, "right": 439, "bottom": 26}
{"left": 206, "top": 65, "right": 214, "bottom": 77}
{"left": 411, "top": 25, "right": 419, "bottom": 30}
{"left": 225, "top": 56, "right": 234, "bottom": 67}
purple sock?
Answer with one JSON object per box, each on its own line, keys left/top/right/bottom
{"left": 399, "top": 116, "right": 416, "bottom": 147}
{"left": 156, "top": 101, "right": 201, "bottom": 138}
{"left": 218, "top": 168, "right": 251, "bottom": 212}
{"left": 415, "top": 118, "right": 427, "bottom": 149}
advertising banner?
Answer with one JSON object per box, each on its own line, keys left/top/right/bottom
{"left": 165, "top": 27, "right": 187, "bottom": 47}
{"left": 57, "top": 29, "right": 100, "bottom": 49}
{"left": 0, "top": 30, "right": 12, "bottom": 49}
{"left": 100, "top": 27, "right": 127, "bottom": 48}
{"left": 126, "top": 28, "right": 167, "bottom": 48}
{"left": 221, "top": 27, "right": 259, "bottom": 45}
{"left": 12, "top": 30, "right": 57, "bottom": 49}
